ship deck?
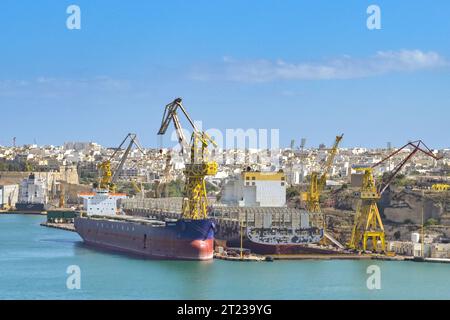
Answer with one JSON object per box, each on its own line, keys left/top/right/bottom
{"left": 82, "top": 214, "right": 169, "bottom": 227}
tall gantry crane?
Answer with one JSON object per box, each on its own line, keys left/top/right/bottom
{"left": 158, "top": 98, "right": 218, "bottom": 220}
{"left": 304, "top": 134, "right": 343, "bottom": 226}
{"left": 349, "top": 140, "right": 442, "bottom": 252}
{"left": 98, "top": 133, "right": 145, "bottom": 193}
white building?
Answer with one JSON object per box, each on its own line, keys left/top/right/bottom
{"left": 387, "top": 240, "right": 433, "bottom": 258}
{"left": 222, "top": 171, "right": 286, "bottom": 207}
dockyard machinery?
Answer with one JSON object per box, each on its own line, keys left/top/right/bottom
{"left": 158, "top": 98, "right": 191, "bottom": 154}
{"left": 98, "top": 133, "right": 146, "bottom": 193}
{"left": 131, "top": 180, "right": 145, "bottom": 198}
{"left": 303, "top": 134, "right": 343, "bottom": 227}
{"left": 348, "top": 140, "right": 442, "bottom": 253}
{"left": 158, "top": 98, "right": 218, "bottom": 220}
{"left": 432, "top": 184, "right": 450, "bottom": 191}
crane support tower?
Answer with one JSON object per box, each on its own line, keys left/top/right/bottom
{"left": 158, "top": 98, "right": 218, "bottom": 220}
{"left": 304, "top": 134, "right": 343, "bottom": 226}
{"left": 349, "top": 140, "right": 442, "bottom": 252}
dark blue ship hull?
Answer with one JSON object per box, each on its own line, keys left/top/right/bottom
{"left": 75, "top": 217, "right": 215, "bottom": 260}
{"left": 15, "top": 203, "right": 45, "bottom": 212}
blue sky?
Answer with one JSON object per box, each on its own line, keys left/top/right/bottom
{"left": 0, "top": 0, "right": 449, "bottom": 149}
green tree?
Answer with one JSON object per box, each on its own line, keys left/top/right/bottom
{"left": 425, "top": 218, "right": 439, "bottom": 227}
{"left": 165, "top": 179, "right": 185, "bottom": 197}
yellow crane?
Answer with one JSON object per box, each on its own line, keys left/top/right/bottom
{"left": 303, "top": 134, "right": 343, "bottom": 226}
{"left": 349, "top": 140, "right": 442, "bottom": 253}
{"left": 432, "top": 184, "right": 449, "bottom": 191}
{"left": 97, "top": 133, "right": 145, "bottom": 193}
{"left": 98, "top": 161, "right": 113, "bottom": 191}
{"left": 158, "top": 98, "right": 218, "bottom": 220}
{"left": 349, "top": 166, "right": 385, "bottom": 253}
{"left": 131, "top": 180, "right": 145, "bottom": 198}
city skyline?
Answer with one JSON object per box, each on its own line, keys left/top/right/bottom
{"left": 0, "top": 1, "right": 449, "bottom": 148}
{"left": 2, "top": 138, "right": 449, "bottom": 152}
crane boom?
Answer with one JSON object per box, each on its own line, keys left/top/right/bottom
{"left": 158, "top": 98, "right": 190, "bottom": 152}
{"left": 318, "top": 134, "right": 344, "bottom": 193}
{"left": 111, "top": 134, "right": 145, "bottom": 184}
{"left": 98, "top": 133, "right": 146, "bottom": 193}
{"left": 304, "top": 134, "right": 343, "bottom": 217}
{"left": 373, "top": 140, "right": 440, "bottom": 195}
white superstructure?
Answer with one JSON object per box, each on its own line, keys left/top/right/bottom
{"left": 79, "top": 190, "right": 127, "bottom": 216}
{"left": 17, "top": 174, "right": 47, "bottom": 205}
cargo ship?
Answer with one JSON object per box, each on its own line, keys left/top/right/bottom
{"left": 15, "top": 173, "right": 47, "bottom": 213}
{"left": 75, "top": 190, "right": 215, "bottom": 260}
{"left": 75, "top": 216, "right": 215, "bottom": 260}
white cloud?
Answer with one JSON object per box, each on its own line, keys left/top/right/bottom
{"left": 191, "top": 50, "right": 449, "bottom": 83}
{"left": 0, "top": 76, "right": 131, "bottom": 98}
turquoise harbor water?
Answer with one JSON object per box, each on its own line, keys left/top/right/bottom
{"left": 0, "top": 214, "right": 449, "bottom": 300}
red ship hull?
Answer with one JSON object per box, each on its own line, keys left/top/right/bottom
{"left": 75, "top": 216, "right": 215, "bottom": 261}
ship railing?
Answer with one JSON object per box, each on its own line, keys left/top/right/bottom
{"left": 121, "top": 197, "right": 183, "bottom": 213}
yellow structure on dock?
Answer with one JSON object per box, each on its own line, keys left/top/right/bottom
{"left": 349, "top": 140, "right": 442, "bottom": 253}
{"left": 348, "top": 166, "right": 386, "bottom": 252}
{"left": 303, "top": 134, "right": 343, "bottom": 227}
{"left": 432, "top": 184, "right": 450, "bottom": 191}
